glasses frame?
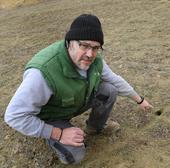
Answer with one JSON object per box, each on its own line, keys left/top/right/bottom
{"left": 77, "top": 40, "right": 103, "bottom": 53}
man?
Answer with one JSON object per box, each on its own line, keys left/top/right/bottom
{"left": 4, "top": 14, "right": 153, "bottom": 164}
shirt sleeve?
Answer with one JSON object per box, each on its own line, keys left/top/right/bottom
{"left": 4, "top": 68, "right": 54, "bottom": 139}
{"left": 101, "top": 60, "right": 138, "bottom": 97}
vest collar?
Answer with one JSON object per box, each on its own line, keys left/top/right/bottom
{"left": 59, "top": 41, "right": 86, "bottom": 79}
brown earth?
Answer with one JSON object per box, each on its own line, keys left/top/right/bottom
{"left": 0, "top": 0, "right": 170, "bottom": 167}
{"left": 0, "top": 0, "right": 39, "bottom": 9}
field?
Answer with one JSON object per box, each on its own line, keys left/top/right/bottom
{"left": 0, "top": 0, "right": 170, "bottom": 167}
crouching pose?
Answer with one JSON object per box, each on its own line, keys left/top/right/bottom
{"left": 4, "top": 14, "right": 153, "bottom": 164}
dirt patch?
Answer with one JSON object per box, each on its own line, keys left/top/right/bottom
{"left": 0, "top": 0, "right": 170, "bottom": 167}
{"left": 0, "top": 0, "right": 39, "bottom": 9}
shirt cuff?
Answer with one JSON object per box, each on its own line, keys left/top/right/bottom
{"left": 40, "top": 123, "right": 53, "bottom": 139}
{"left": 127, "top": 90, "right": 139, "bottom": 98}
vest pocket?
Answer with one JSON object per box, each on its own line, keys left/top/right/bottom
{"left": 62, "top": 97, "right": 74, "bottom": 107}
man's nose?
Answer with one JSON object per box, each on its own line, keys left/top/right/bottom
{"left": 86, "top": 48, "right": 94, "bottom": 57}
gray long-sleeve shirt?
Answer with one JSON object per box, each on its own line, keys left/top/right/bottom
{"left": 4, "top": 60, "right": 138, "bottom": 139}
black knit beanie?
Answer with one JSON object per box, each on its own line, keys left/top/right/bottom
{"left": 65, "top": 14, "right": 104, "bottom": 46}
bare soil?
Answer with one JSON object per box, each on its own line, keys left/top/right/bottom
{"left": 0, "top": 0, "right": 170, "bottom": 168}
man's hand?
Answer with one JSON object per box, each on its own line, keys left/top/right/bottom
{"left": 139, "top": 99, "right": 153, "bottom": 111}
{"left": 51, "top": 127, "right": 84, "bottom": 146}
{"left": 132, "top": 95, "right": 153, "bottom": 111}
{"left": 59, "top": 127, "right": 84, "bottom": 146}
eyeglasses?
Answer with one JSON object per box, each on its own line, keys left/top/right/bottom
{"left": 77, "top": 41, "right": 102, "bottom": 53}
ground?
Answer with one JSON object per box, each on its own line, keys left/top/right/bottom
{"left": 0, "top": 0, "right": 170, "bottom": 168}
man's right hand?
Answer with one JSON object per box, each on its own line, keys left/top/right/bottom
{"left": 60, "top": 127, "right": 84, "bottom": 146}
{"left": 51, "top": 127, "right": 84, "bottom": 146}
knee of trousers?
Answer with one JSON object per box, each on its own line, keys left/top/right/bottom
{"left": 47, "top": 139, "right": 86, "bottom": 164}
{"left": 97, "top": 82, "right": 118, "bottom": 102}
{"left": 67, "top": 145, "right": 86, "bottom": 164}
{"left": 109, "top": 84, "right": 118, "bottom": 103}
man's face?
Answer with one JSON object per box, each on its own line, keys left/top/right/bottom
{"left": 68, "top": 40, "right": 101, "bottom": 70}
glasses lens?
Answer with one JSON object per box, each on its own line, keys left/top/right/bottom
{"left": 77, "top": 41, "right": 101, "bottom": 53}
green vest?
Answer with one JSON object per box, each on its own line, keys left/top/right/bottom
{"left": 25, "top": 40, "right": 103, "bottom": 120}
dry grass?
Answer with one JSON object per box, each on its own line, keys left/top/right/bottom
{"left": 0, "top": 0, "right": 39, "bottom": 9}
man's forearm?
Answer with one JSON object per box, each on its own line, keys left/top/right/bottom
{"left": 4, "top": 68, "right": 53, "bottom": 139}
